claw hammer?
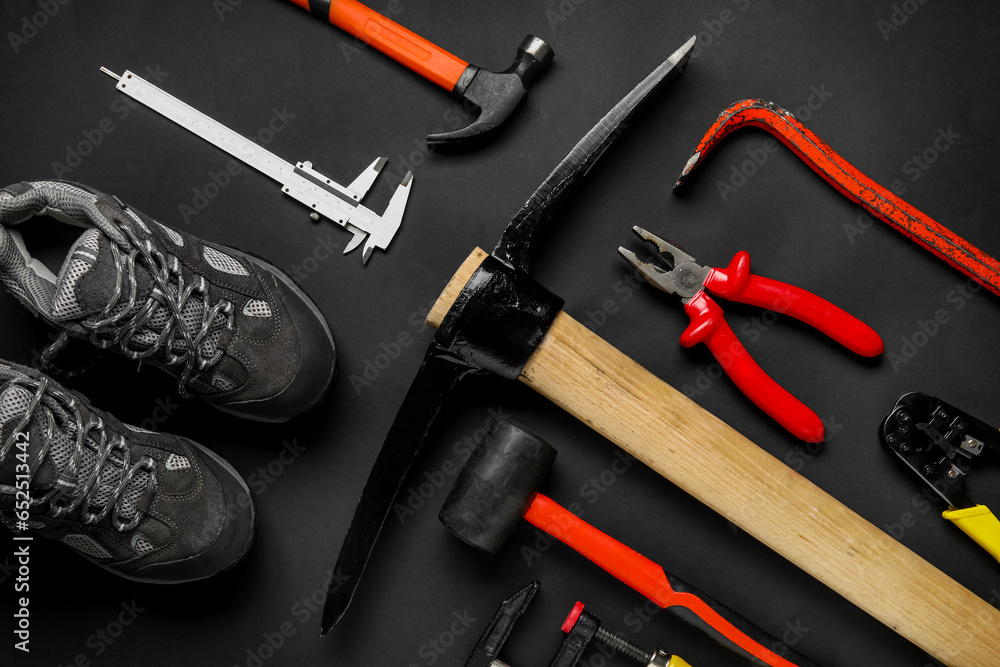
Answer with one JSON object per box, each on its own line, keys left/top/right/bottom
{"left": 284, "top": 0, "right": 554, "bottom": 147}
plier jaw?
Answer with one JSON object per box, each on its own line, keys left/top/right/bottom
{"left": 617, "top": 226, "right": 711, "bottom": 302}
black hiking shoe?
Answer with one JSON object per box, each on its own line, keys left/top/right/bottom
{"left": 0, "top": 361, "right": 255, "bottom": 583}
{"left": 0, "top": 180, "right": 336, "bottom": 422}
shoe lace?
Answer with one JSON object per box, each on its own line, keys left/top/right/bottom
{"left": 44, "top": 224, "right": 235, "bottom": 398}
{"left": 0, "top": 375, "right": 156, "bottom": 532}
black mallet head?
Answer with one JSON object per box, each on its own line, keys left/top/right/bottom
{"left": 439, "top": 419, "right": 557, "bottom": 553}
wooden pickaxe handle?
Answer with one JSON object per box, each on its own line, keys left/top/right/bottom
{"left": 429, "top": 248, "right": 1000, "bottom": 667}
{"left": 287, "top": 0, "right": 469, "bottom": 91}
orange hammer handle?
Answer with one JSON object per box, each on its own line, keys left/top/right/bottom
{"left": 287, "top": 0, "right": 469, "bottom": 91}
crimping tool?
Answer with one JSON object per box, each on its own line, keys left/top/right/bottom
{"left": 880, "top": 392, "right": 1000, "bottom": 562}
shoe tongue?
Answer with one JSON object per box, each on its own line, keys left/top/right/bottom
{"left": 50, "top": 227, "right": 153, "bottom": 322}
{"left": 0, "top": 382, "right": 149, "bottom": 522}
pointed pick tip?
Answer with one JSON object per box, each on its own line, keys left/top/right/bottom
{"left": 319, "top": 610, "right": 341, "bottom": 637}
{"left": 670, "top": 35, "right": 697, "bottom": 67}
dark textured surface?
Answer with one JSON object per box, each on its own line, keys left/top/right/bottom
{"left": 1, "top": 2, "right": 999, "bottom": 666}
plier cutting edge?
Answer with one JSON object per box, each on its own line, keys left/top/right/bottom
{"left": 619, "top": 226, "right": 884, "bottom": 442}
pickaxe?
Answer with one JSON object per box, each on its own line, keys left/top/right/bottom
{"left": 284, "top": 0, "right": 554, "bottom": 147}
{"left": 320, "top": 37, "right": 1000, "bottom": 666}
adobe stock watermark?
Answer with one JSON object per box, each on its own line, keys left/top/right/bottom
{"left": 50, "top": 65, "right": 171, "bottom": 179}
{"left": 882, "top": 481, "right": 946, "bottom": 541}
{"left": 689, "top": 0, "right": 753, "bottom": 61}
{"left": 877, "top": 0, "right": 932, "bottom": 41}
{"left": 224, "top": 438, "right": 305, "bottom": 525}
{"left": 843, "top": 126, "right": 961, "bottom": 243}
{"left": 7, "top": 0, "right": 71, "bottom": 54}
{"left": 213, "top": 0, "right": 243, "bottom": 21}
{"left": 781, "top": 415, "right": 846, "bottom": 473}
{"left": 887, "top": 277, "right": 981, "bottom": 373}
{"left": 716, "top": 85, "right": 834, "bottom": 201}
{"left": 177, "top": 106, "right": 297, "bottom": 225}
{"left": 386, "top": 102, "right": 477, "bottom": 187}
{"left": 348, "top": 296, "right": 439, "bottom": 395}
{"left": 55, "top": 600, "right": 145, "bottom": 666}
{"left": 521, "top": 450, "right": 637, "bottom": 566}
{"left": 235, "top": 568, "right": 352, "bottom": 667}
{"left": 287, "top": 233, "right": 343, "bottom": 282}
{"left": 405, "top": 610, "right": 478, "bottom": 667}
{"left": 544, "top": 0, "right": 597, "bottom": 31}
{"left": 578, "top": 269, "right": 647, "bottom": 333}
{"left": 134, "top": 395, "right": 181, "bottom": 432}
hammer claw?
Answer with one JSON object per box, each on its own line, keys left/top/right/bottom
{"left": 427, "top": 35, "right": 554, "bottom": 147}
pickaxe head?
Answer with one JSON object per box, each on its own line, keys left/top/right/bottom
{"left": 427, "top": 35, "right": 554, "bottom": 148}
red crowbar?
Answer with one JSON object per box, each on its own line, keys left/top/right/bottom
{"left": 674, "top": 99, "right": 1000, "bottom": 297}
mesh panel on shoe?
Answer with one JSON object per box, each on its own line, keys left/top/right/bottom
{"left": 165, "top": 454, "right": 190, "bottom": 471}
{"left": 203, "top": 246, "right": 249, "bottom": 276}
{"left": 156, "top": 222, "right": 183, "bottom": 246}
{"left": 61, "top": 534, "right": 113, "bottom": 559}
{"left": 211, "top": 374, "right": 236, "bottom": 392}
{"left": 0, "top": 226, "right": 57, "bottom": 312}
{"left": 0, "top": 385, "right": 33, "bottom": 425}
{"left": 51, "top": 228, "right": 101, "bottom": 321}
{"left": 47, "top": 427, "right": 75, "bottom": 474}
{"left": 118, "top": 471, "right": 149, "bottom": 519}
{"left": 131, "top": 533, "right": 155, "bottom": 554}
{"left": 242, "top": 299, "right": 272, "bottom": 318}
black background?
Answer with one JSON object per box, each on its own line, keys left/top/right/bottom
{"left": 2, "top": 1, "right": 1000, "bottom": 666}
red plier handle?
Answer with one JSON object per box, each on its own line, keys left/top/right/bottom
{"left": 620, "top": 231, "right": 883, "bottom": 442}
{"left": 681, "top": 251, "right": 882, "bottom": 442}
{"left": 702, "top": 251, "right": 885, "bottom": 357}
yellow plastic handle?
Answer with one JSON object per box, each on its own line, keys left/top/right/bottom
{"left": 943, "top": 505, "right": 1000, "bottom": 563}
{"left": 668, "top": 656, "right": 693, "bottom": 667}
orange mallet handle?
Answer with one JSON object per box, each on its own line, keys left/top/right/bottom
{"left": 526, "top": 493, "right": 818, "bottom": 667}
{"left": 286, "top": 0, "right": 469, "bottom": 91}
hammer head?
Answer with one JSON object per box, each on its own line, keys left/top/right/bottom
{"left": 439, "top": 419, "right": 556, "bottom": 553}
{"left": 427, "top": 35, "right": 555, "bottom": 148}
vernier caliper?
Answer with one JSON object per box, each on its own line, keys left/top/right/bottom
{"left": 101, "top": 67, "right": 412, "bottom": 264}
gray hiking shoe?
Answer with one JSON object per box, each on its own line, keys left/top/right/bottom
{"left": 0, "top": 180, "right": 336, "bottom": 422}
{"left": 0, "top": 361, "right": 255, "bottom": 583}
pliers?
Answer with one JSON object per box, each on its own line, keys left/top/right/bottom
{"left": 619, "top": 226, "right": 884, "bottom": 442}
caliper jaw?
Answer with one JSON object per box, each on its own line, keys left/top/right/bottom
{"left": 290, "top": 159, "right": 413, "bottom": 263}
